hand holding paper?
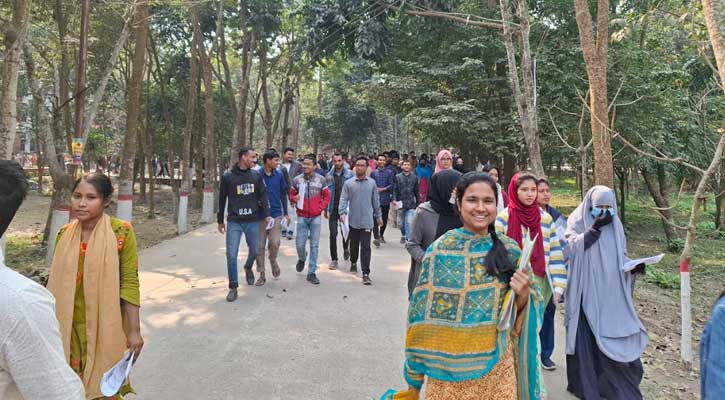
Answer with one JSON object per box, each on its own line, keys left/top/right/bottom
{"left": 623, "top": 253, "right": 664, "bottom": 272}
{"left": 101, "top": 352, "right": 135, "bottom": 396}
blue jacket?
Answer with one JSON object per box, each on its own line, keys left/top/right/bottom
{"left": 702, "top": 296, "right": 725, "bottom": 399}
{"left": 326, "top": 167, "right": 354, "bottom": 213}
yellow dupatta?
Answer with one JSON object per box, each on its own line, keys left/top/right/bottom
{"left": 47, "top": 213, "right": 128, "bottom": 399}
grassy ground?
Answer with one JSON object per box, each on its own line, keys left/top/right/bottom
{"left": 548, "top": 177, "right": 723, "bottom": 399}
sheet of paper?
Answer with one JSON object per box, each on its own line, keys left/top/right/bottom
{"left": 101, "top": 352, "right": 135, "bottom": 396}
{"left": 296, "top": 184, "right": 306, "bottom": 210}
{"left": 266, "top": 218, "right": 275, "bottom": 230}
{"left": 498, "top": 233, "right": 539, "bottom": 331}
{"left": 340, "top": 217, "right": 350, "bottom": 241}
{"left": 280, "top": 218, "right": 288, "bottom": 231}
{"left": 622, "top": 253, "right": 664, "bottom": 272}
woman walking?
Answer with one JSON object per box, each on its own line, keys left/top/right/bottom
{"left": 495, "top": 172, "right": 567, "bottom": 397}
{"left": 48, "top": 174, "right": 144, "bottom": 399}
{"left": 382, "top": 172, "right": 543, "bottom": 399}
{"left": 405, "top": 169, "right": 462, "bottom": 296}
{"left": 564, "top": 186, "right": 648, "bottom": 400}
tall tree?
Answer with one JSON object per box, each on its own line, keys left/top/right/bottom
{"left": 0, "top": 0, "right": 31, "bottom": 159}
{"left": 574, "top": 0, "right": 614, "bottom": 187}
{"left": 118, "top": 0, "right": 150, "bottom": 222}
{"left": 179, "top": 1, "right": 201, "bottom": 233}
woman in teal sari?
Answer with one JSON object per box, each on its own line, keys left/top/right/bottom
{"left": 382, "top": 172, "right": 544, "bottom": 400}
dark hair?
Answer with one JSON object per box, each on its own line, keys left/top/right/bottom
{"left": 283, "top": 147, "right": 295, "bottom": 154}
{"left": 354, "top": 155, "right": 369, "bottom": 164}
{"left": 0, "top": 161, "right": 29, "bottom": 237}
{"left": 333, "top": 152, "right": 342, "bottom": 158}
{"left": 537, "top": 177, "right": 550, "bottom": 187}
{"left": 238, "top": 146, "right": 254, "bottom": 158}
{"left": 303, "top": 154, "right": 316, "bottom": 163}
{"left": 73, "top": 173, "right": 114, "bottom": 199}
{"left": 402, "top": 159, "right": 412, "bottom": 165}
{"left": 263, "top": 149, "right": 280, "bottom": 163}
{"left": 455, "top": 172, "right": 515, "bottom": 280}
{"left": 482, "top": 163, "right": 499, "bottom": 174}
{"left": 516, "top": 172, "right": 538, "bottom": 189}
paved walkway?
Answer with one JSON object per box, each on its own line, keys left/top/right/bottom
{"left": 133, "top": 221, "right": 575, "bottom": 399}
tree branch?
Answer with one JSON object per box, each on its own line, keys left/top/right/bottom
{"left": 378, "top": 0, "right": 511, "bottom": 30}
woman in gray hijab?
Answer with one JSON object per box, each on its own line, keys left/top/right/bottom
{"left": 564, "top": 186, "right": 649, "bottom": 400}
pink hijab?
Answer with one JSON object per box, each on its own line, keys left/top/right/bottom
{"left": 434, "top": 149, "right": 453, "bottom": 174}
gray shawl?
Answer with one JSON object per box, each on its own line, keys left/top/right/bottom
{"left": 564, "top": 186, "right": 648, "bottom": 362}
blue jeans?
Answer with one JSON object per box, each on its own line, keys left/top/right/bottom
{"left": 226, "top": 220, "right": 260, "bottom": 289}
{"left": 296, "top": 216, "right": 321, "bottom": 274}
{"left": 540, "top": 297, "right": 556, "bottom": 360}
{"left": 400, "top": 209, "right": 415, "bottom": 240}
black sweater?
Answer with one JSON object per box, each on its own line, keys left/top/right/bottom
{"left": 217, "top": 165, "right": 270, "bottom": 224}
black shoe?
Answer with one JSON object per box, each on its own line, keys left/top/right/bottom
{"left": 362, "top": 274, "right": 371, "bottom": 285}
{"left": 373, "top": 239, "right": 380, "bottom": 247}
{"left": 343, "top": 249, "right": 350, "bottom": 261}
{"left": 541, "top": 358, "right": 556, "bottom": 371}
{"left": 307, "top": 273, "right": 320, "bottom": 285}
{"left": 380, "top": 237, "right": 386, "bottom": 244}
{"left": 244, "top": 268, "right": 255, "bottom": 285}
{"left": 226, "top": 289, "right": 238, "bottom": 302}
{"left": 400, "top": 237, "right": 406, "bottom": 244}
{"left": 350, "top": 263, "right": 357, "bottom": 273}
{"left": 296, "top": 260, "right": 305, "bottom": 272}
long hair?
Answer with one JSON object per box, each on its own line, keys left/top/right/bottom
{"left": 455, "top": 172, "right": 515, "bottom": 280}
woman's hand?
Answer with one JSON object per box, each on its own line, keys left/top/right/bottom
{"left": 510, "top": 270, "right": 530, "bottom": 310}
{"left": 126, "top": 331, "right": 144, "bottom": 363}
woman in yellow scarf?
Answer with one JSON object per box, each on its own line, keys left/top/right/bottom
{"left": 48, "top": 173, "right": 144, "bottom": 399}
{"left": 382, "top": 172, "right": 543, "bottom": 400}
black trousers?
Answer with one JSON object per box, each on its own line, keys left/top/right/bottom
{"left": 566, "top": 308, "right": 644, "bottom": 400}
{"left": 328, "top": 210, "right": 349, "bottom": 261}
{"left": 373, "top": 205, "right": 390, "bottom": 239}
{"left": 349, "top": 227, "right": 372, "bottom": 275}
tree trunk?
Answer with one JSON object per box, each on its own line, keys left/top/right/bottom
{"left": 679, "top": 134, "right": 725, "bottom": 369}
{"left": 641, "top": 166, "right": 675, "bottom": 242}
{"left": 574, "top": 0, "right": 614, "bottom": 187}
{"left": 234, "top": 27, "right": 253, "bottom": 156}
{"left": 198, "top": 28, "right": 216, "bottom": 224}
{"left": 717, "top": 162, "right": 724, "bottom": 230}
{"left": 179, "top": 3, "right": 201, "bottom": 233}
{"left": 260, "top": 42, "right": 274, "bottom": 149}
{"left": 53, "top": 0, "right": 73, "bottom": 154}
{"left": 498, "top": 0, "right": 544, "bottom": 176}
{"left": 292, "top": 90, "right": 301, "bottom": 150}
{"left": 118, "top": 0, "right": 149, "bottom": 222}
{"left": 702, "top": 0, "right": 725, "bottom": 89}
{"left": 1, "top": 0, "right": 31, "bottom": 159}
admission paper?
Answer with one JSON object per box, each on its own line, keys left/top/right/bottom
{"left": 622, "top": 253, "right": 664, "bottom": 272}
{"left": 100, "top": 352, "right": 135, "bottom": 396}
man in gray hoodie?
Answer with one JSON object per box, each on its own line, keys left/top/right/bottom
{"left": 339, "top": 156, "right": 383, "bottom": 285}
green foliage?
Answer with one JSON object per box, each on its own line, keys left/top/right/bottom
{"left": 645, "top": 266, "right": 680, "bottom": 290}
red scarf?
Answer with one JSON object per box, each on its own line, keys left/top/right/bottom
{"left": 506, "top": 173, "right": 546, "bottom": 277}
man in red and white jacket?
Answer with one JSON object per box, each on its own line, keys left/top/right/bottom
{"left": 289, "top": 154, "right": 330, "bottom": 285}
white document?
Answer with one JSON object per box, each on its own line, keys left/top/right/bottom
{"left": 101, "top": 352, "right": 135, "bottom": 396}
{"left": 266, "top": 218, "right": 275, "bottom": 230}
{"left": 280, "top": 218, "right": 288, "bottom": 231}
{"left": 498, "top": 233, "right": 539, "bottom": 331}
{"left": 340, "top": 217, "right": 350, "bottom": 241}
{"left": 623, "top": 253, "right": 664, "bottom": 272}
{"left": 296, "top": 184, "right": 306, "bottom": 210}
{"left": 394, "top": 200, "right": 403, "bottom": 209}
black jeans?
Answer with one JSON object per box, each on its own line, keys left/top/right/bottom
{"left": 373, "top": 205, "right": 390, "bottom": 239}
{"left": 328, "top": 210, "right": 349, "bottom": 261}
{"left": 349, "top": 227, "right": 372, "bottom": 275}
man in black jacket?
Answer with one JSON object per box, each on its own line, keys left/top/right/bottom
{"left": 218, "top": 147, "right": 271, "bottom": 302}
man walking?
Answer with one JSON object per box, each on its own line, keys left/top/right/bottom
{"left": 339, "top": 156, "right": 382, "bottom": 285}
{"left": 254, "top": 149, "right": 290, "bottom": 286}
{"left": 218, "top": 147, "right": 271, "bottom": 302}
{"left": 289, "top": 155, "right": 330, "bottom": 285}
{"left": 325, "top": 152, "right": 353, "bottom": 270}
{"left": 394, "top": 159, "right": 419, "bottom": 244}
{"left": 281, "top": 147, "right": 303, "bottom": 240}
{"left": 370, "top": 154, "right": 394, "bottom": 247}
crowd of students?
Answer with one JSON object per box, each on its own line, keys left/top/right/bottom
{"left": 1, "top": 148, "right": 725, "bottom": 399}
